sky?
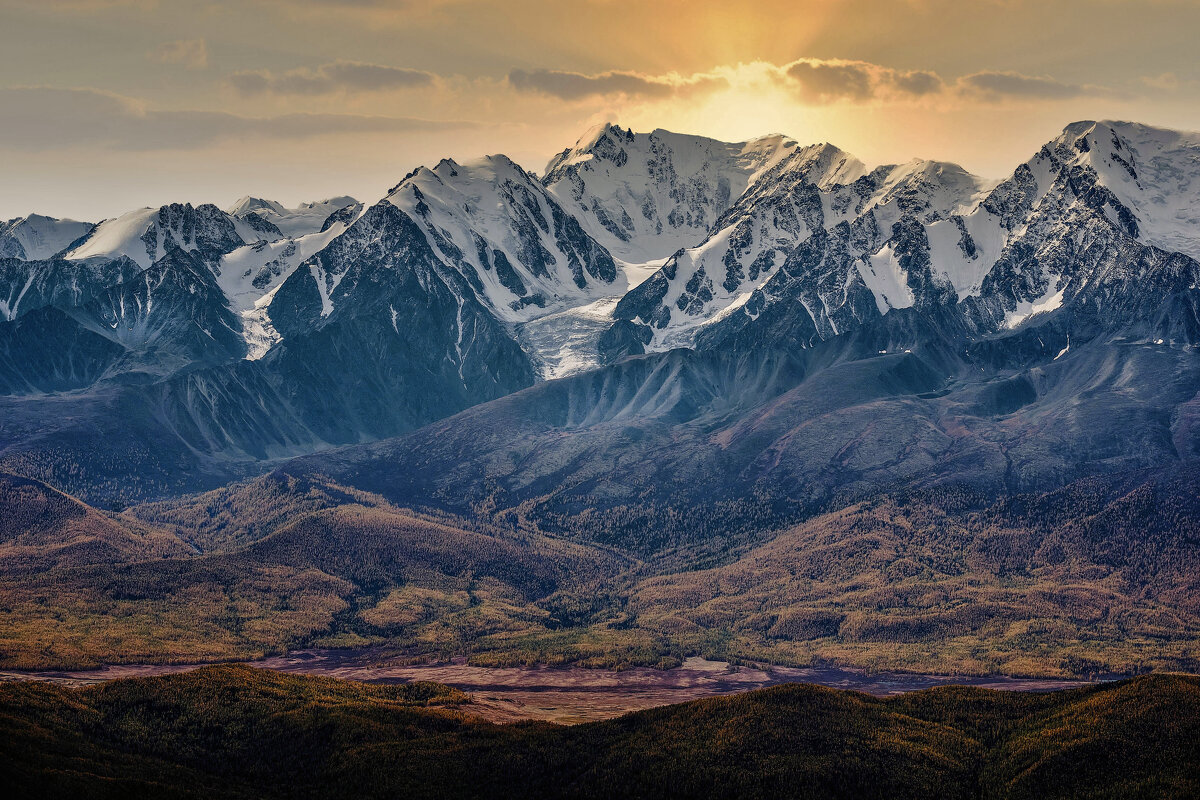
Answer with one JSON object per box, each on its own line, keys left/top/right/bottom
{"left": 3, "top": 0, "right": 1200, "bottom": 221}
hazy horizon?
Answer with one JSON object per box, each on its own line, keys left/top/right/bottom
{"left": 4, "top": 0, "right": 1200, "bottom": 220}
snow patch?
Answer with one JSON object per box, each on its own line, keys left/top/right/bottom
{"left": 0, "top": 214, "right": 93, "bottom": 260}
{"left": 241, "top": 284, "right": 285, "bottom": 360}
{"left": 859, "top": 246, "right": 915, "bottom": 313}
{"left": 228, "top": 195, "right": 359, "bottom": 238}
{"left": 1005, "top": 283, "right": 1065, "bottom": 328}
{"left": 65, "top": 208, "right": 161, "bottom": 268}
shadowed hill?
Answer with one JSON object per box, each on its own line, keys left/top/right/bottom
{"left": 0, "top": 666, "right": 1197, "bottom": 799}
{"left": 0, "top": 471, "right": 190, "bottom": 574}
{"left": 0, "top": 487, "right": 627, "bottom": 670}
{"left": 627, "top": 468, "right": 1200, "bottom": 676}
{"left": 262, "top": 326, "right": 1200, "bottom": 559}
{"left": 104, "top": 464, "right": 1200, "bottom": 678}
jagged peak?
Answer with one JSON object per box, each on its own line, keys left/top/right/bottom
{"left": 543, "top": 123, "right": 634, "bottom": 175}
{"left": 1052, "top": 119, "right": 1200, "bottom": 159}
{"left": 546, "top": 124, "right": 802, "bottom": 179}
{"left": 1036, "top": 119, "right": 1200, "bottom": 260}
{"left": 788, "top": 141, "right": 868, "bottom": 186}
{"left": 892, "top": 157, "right": 976, "bottom": 177}
{"left": 880, "top": 158, "right": 995, "bottom": 197}
{"left": 579, "top": 121, "right": 634, "bottom": 148}
{"left": 64, "top": 202, "right": 241, "bottom": 269}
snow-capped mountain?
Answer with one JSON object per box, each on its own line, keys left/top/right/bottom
{"left": 0, "top": 199, "right": 368, "bottom": 389}
{"left": 544, "top": 124, "right": 810, "bottom": 262}
{"left": 252, "top": 154, "right": 625, "bottom": 384}
{"left": 227, "top": 195, "right": 359, "bottom": 239}
{"left": 959, "top": 121, "right": 1200, "bottom": 331}
{"left": 48, "top": 200, "right": 368, "bottom": 362}
{"left": 253, "top": 152, "right": 628, "bottom": 427}
{"left": 603, "top": 143, "right": 995, "bottom": 357}
{"left": 603, "top": 120, "right": 1200, "bottom": 361}
{"left": 4, "top": 118, "right": 1200, "bottom": 496}
{"left": 1060, "top": 121, "right": 1200, "bottom": 260}
{"left": 6, "top": 121, "right": 1199, "bottom": 388}
{"left": 1, "top": 203, "right": 258, "bottom": 329}
{"left": 0, "top": 214, "right": 93, "bottom": 261}
{"left": 384, "top": 155, "right": 618, "bottom": 320}
{"left": 65, "top": 203, "right": 257, "bottom": 270}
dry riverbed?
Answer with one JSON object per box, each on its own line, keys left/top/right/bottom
{"left": 1, "top": 649, "right": 1096, "bottom": 724}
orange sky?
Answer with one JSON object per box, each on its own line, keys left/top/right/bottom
{"left": 3, "top": 0, "right": 1199, "bottom": 219}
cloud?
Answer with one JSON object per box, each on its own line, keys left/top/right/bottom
{"left": 227, "top": 61, "right": 436, "bottom": 96}
{"left": 11, "top": 0, "right": 157, "bottom": 9}
{"left": 507, "top": 68, "right": 728, "bottom": 100}
{"left": 0, "top": 87, "right": 475, "bottom": 151}
{"left": 774, "top": 58, "right": 1116, "bottom": 105}
{"left": 893, "top": 70, "right": 944, "bottom": 96}
{"left": 504, "top": 59, "right": 1115, "bottom": 108}
{"left": 147, "top": 39, "right": 208, "bottom": 70}
{"left": 785, "top": 61, "right": 872, "bottom": 101}
{"left": 781, "top": 59, "right": 944, "bottom": 103}
{"left": 1142, "top": 72, "right": 1180, "bottom": 91}
{"left": 955, "top": 71, "right": 1091, "bottom": 100}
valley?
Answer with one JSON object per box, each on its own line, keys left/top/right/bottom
{"left": 1, "top": 665, "right": 1195, "bottom": 799}
{"left": 2, "top": 652, "right": 1094, "bottom": 725}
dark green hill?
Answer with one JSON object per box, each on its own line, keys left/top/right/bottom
{"left": 1, "top": 667, "right": 1196, "bottom": 799}
{"left": 0, "top": 471, "right": 190, "bottom": 574}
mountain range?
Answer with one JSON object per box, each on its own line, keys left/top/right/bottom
{"left": 2, "top": 119, "right": 1200, "bottom": 676}
{"left": 2, "top": 120, "right": 1198, "bottom": 501}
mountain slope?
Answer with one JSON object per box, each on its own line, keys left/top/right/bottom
{"left": 0, "top": 214, "right": 93, "bottom": 261}
{"left": 273, "top": 302, "right": 1200, "bottom": 562}
{"left": 261, "top": 197, "right": 539, "bottom": 436}
{"left": 0, "top": 470, "right": 624, "bottom": 670}
{"left": 0, "top": 471, "right": 190, "bottom": 574}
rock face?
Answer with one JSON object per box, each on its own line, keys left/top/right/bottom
{"left": 259, "top": 199, "right": 538, "bottom": 443}
{"left": 3, "top": 120, "right": 1200, "bottom": 505}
